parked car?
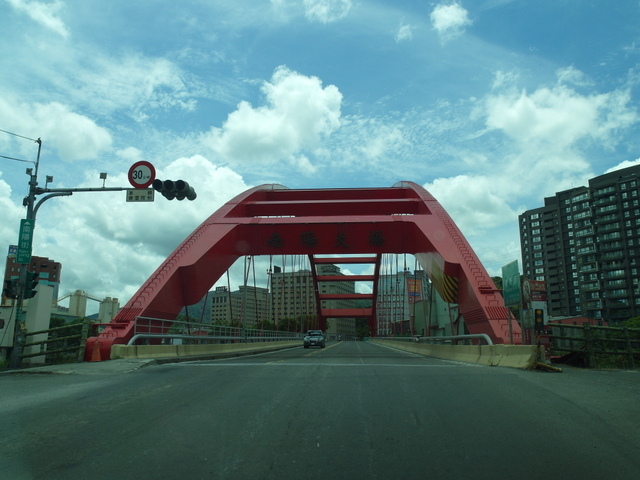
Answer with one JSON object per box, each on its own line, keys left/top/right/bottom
{"left": 304, "top": 330, "right": 325, "bottom": 348}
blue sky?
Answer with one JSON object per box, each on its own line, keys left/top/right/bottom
{"left": 1, "top": 0, "right": 640, "bottom": 311}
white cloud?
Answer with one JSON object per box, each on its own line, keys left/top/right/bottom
{"left": 484, "top": 85, "right": 636, "bottom": 150}
{"left": 419, "top": 76, "right": 639, "bottom": 241}
{"left": 556, "top": 66, "right": 594, "bottom": 87}
{"left": 604, "top": 158, "right": 640, "bottom": 174}
{"left": 424, "top": 175, "right": 518, "bottom": 236}
{"left": 73, "top": 55, "right": 197, "bottom": 121}
{"left": 202, "top": 66, "right": 342, "bottom": 173}
{"left": 395, "top": 23, "right": 414, "bottom": 42}
{"left": 430, "top": 2, "right": 472, "bottom": 42}
{"left": 0, "top": 97, "right": 112, "bottom": 161}
{"left": 0, "top": 174, "right": 25, "bottom": 248}
{"left": 304, "top": 0, "right": 352, "bottom": 23}
{"left": 6, "top": 0, "right": 69, "bottom": 38}
{"left": 116, "top": 147, "right": 143, "bottom": 163}
{"left": 491, "top": 70, "right": 520, "bottom": 90}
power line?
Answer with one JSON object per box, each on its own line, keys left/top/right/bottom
{"left": 0, "top": 153, "right": 34, "bottom": 164}
{"left": 0, "top": 128, "right": 39, "bottom": 165}
{"left": 0, "top": 128, "right": 39, "bottom": 142}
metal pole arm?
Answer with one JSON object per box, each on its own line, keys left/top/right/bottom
{"left": 33, "top": 192, "right": 72, "bottom": 221}
{"left": 32, "top": 186, "right": 130, "bottom": 221}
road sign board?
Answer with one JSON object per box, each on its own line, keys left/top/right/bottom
{"left": 126, "top": 189, "right": 155, "bottom": 202}
{"left": 16, "top": 219, "right": 34, "bottom": 264}
{"left": 128, "top": 161, "right": 156, "bottom": 189}
{"left": 501, "top": 260, "right": 521, "bottom": 307}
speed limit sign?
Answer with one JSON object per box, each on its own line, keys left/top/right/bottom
{"left": 128, "top": 161, "right": 156, "bottom": 189}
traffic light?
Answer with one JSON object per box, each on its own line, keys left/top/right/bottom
{"left": 534, "top": 308, "right": 545, "bottom": 332}
{"left": 24, "top": 272, "right": 39, "bottom": 299}
{"left": 3, "top": 279, "right": 18, "bottom": 299}
{"left": 152, "top": 179, "right": 197, "bottom": 201}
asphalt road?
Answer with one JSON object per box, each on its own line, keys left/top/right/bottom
{"left": 1, "top": 341, "right": 639, "bottom": 480}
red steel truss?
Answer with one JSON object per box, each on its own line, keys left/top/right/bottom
{"left": 86, "top": 181, "right": 520, "bottom": 360}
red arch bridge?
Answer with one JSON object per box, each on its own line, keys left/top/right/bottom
{"left": 85, "top": 181, "right": 521, "bottom": 361}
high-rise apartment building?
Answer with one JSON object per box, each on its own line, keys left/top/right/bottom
{"left": 519, "top": 165, "right": 640, "bottom": 323}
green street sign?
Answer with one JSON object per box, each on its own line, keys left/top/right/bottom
{"left": 501, "top": 260, "right": 521, "bottom": 308}
{"left": 16, "top": 219, "right": 34, "bottom": 264}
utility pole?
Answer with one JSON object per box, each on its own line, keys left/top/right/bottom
{"left": 9, "top": 139, "right": 41, "bottom": 369}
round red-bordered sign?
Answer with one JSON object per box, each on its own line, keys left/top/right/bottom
{"left": 128, "top": 161, "right": 156, "bottom": 189}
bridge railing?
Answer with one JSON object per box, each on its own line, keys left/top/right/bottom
{"left": 127, "top": 316, "right": 301, "bottom": 346}
{"left": 376, "top": 334, "right": 494, "bottom": 346}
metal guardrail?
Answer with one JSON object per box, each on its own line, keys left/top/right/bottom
{"left": 21, "top": 322, "right": 90, "bottom": 362}
{"left": 126, "top": 316, "right": 302, "bottom": 346}
{"left": 549, "top": 323, "right": 640, "bottom": 368}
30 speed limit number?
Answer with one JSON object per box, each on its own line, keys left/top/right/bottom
{"left": 128, "top": 161, "right": 156, "bottom": 189}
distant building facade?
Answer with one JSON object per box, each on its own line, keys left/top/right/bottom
{"left": 377, "top": 270, "right": 430, "bottom": 335}
{"left": 271, "top": 264, "right": 357, "bottom": 336}
{"left": 519, "top": 165, "right": 640, "bottom": 323}
{"left": 2, "top": 250, "right": 61, "bottom": 306}
{"left": 210, "top": 285, "right": 269, "bottom": 328}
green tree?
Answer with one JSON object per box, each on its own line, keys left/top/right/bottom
{"left": 623, "top": 316, "right": 640, "bottom": 328}
{"left": 355, "top": 318, "right": 370, "bottom": 339}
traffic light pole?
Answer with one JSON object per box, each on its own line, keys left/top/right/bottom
{"left": 7, "top": 139, "right": 195, "bottom": 368}
{"left": 9, "top": 139, "right": 41, "bottom": 369}
{"left": 8, "top": 141, "right": 130, "bottom": 369}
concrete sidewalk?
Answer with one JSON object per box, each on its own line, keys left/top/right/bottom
{"left": 1, "top": 343, "right": 301, "bottom": 375}
{"left": 1, "top": 358, "right": 158, "bottom": 375}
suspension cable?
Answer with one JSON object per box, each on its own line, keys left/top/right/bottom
{"left": 226, "top": 269, "right": 233, "bottom": 326}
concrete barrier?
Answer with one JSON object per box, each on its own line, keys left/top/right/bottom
{"left": 110, "top": 341, "right": 300, "bottom": 360}
{"left": 371, "top": 339, "right": 538, "bottom": 369}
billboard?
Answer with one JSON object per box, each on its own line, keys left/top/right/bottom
{"left": 522, "top": 279, "right": 547, "bottom": 310}
{"left": 406, "top": 278, "right": 423, "bottom": 304}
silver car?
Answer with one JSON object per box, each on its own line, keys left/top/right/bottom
{"left": 303, "top": 330, "right": 325, "bottom": 348}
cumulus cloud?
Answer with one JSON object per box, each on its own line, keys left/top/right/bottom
{"left": 202, "top": 66, "right": 342, "bottom": 173}
{"left": 430, "top": 2, "right": 472, "bottom": 42}
{"left": 422, "top": 74, "right": 639, "bottom": 238}
{"left": 0, "top": 97, "right": 112, "bottom": 161}
{"left": 6, "top": 0, "right": 69, "bottom": 38}
{"left": 424, "top": 175, "right": 518, "bottom": 236}
{"left": 304, "top": 0, "right": 352, "bottom": 23}
{"left": 484, "top": 85, "right": 636, "bottom": 151}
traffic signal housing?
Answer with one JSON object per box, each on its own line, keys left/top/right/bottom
{"left": 534, "top": 308, "right": 545, "bottom": 332}
{"left": 3, "top": 279, "right": 18, "bottom": 300}
{"left": 152, "top": 179, "right": 197, "bottom": 201}
{"left": 24, "top": 272, "right": 39, "bottom": 299}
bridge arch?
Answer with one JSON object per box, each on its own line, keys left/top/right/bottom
{"left": 86, "top": 181, "right": 520, "bottom": 360}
